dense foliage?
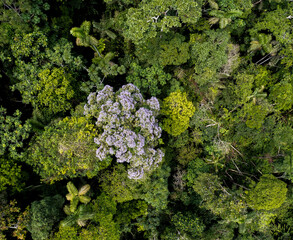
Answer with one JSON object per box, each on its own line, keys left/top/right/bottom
{"left": 1, "top": 0, "right": 293, "bottom": 239}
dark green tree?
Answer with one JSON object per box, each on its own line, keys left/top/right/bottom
{"left": 27, "top": 195, "right": 64, "bottom": 240}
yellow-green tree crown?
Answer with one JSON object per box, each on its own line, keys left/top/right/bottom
{"left": 161, "top": 90, "right": 195, "bottom": 136}
{"left": 246, "top": 174, "right": 287, "bottom": 211}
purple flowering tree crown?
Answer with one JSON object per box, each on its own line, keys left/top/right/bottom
{"left": 84, "top": 84, "right": 164, "bottom": 179}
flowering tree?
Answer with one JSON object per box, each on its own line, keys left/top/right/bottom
{"left": 84, "top": 84, "right": 164, "bottom": 180}
{"left": 84, "top": 84, "right": 164, "bottom": 179}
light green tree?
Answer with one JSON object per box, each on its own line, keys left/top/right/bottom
{"left": 10, "top": 31, "right": 83, "bottom": 114}
{"left": 0, "top": 158, "right": 22, "bottom": 192}
{"left": 161, "top": 90, "right": 195, "bottom": 136}
{"left": 126, "top": 63, "right": 171, "bottom": 96}
{"left": 246, "top": 174, "right": 288, "bottom": 211}
{"left": 124, "top": 0, "right": 203, "bottom": 44}
{"left": 34, "top": 68, "right": 75, "bottom": 114}
{"left": 269, "top": 80, "right": 293, "bottom": 111}
{"left": 0, "top": 107, "right": 31, "bottom": 192}
{"left": 27, "top": 113, "right": 111, "bottom": 183}
{"left": 190, "top": 30, "right": 230, "bottom": 86}
{"left": 0, "top": 107, "right": 31, "bottom": 159}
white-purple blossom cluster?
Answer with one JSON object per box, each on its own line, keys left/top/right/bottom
{"left": 84, "top": 84, "right": 164, "bottom": 180}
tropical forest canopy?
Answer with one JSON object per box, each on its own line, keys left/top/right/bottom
{"left": 1, "top": 0, "right": 293, "bottom": 239}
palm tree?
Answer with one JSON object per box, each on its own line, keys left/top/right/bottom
{"left": 65, "top": 181, "right": 91, "bottom": 213}
{"left": 92, "top": 17, "right": 117, "bottom": 40}
{"left": 208, "top": 9, "right": 243, "bottom": 29}
{"left": 61, "top": 204, "right": 95, "bottom": 227}
{"left": 70, "top": 21, "right": 104, "bottom": 57}
{"left": 60, "top": 182, "right": 94, "bottom": 227}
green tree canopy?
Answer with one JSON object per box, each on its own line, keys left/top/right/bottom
{"left": 246, "top": 174, "right": 288, "bottom": 211}
{"left": 161, "top": 90, "right": 195, "bottom": 136}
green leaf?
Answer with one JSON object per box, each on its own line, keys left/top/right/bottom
{"left": 67, "top": 182, "right": 78, "bottom": 196}
{"left": 208, "top": 0, "right": 219, "bottom": 9}
{"left": 60, "top": 214, "right": 78, "bottom": 227}
{"left": 219, "top": 18, "right": 231, "bottom": 29}
{"left": 66, "top": 193, "right": 73, "bottom": 201}
{"left": 77, "top": 219, "right": 87, "bottom": 227}
{"left": 78, "top": 184, "right": 91, "bottom": 196}
{"left": 64, "top": 205, "right": 71, "bottom": 215}
{"left": 70, "top": 197, "right": 79, "bottom": 213}
{"left": 79, "top": 195, "right": 91, "bottom": 204}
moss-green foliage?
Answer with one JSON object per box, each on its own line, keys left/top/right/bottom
{"left": 158, "top": 34, "right": 190, "bottom": 66}
{"left": 242, "top": 102, "right": 269, "bottom": 129}
{"left": 161, "top": 90, "right": 195, "bottom": 136}
{"left": 10, "top": 31, "right": 83, "bottom": 113}
{"left": 0, "top": 158, "right": 22, "bottom": 192}
{"left": 51, "top": 226, "right": 79, "bottom": 240}
{"left": 0, "top": 107, "right": 31, "bottom": 159}
{"left": 0, "top": 0, "right": 50, "bottom": 46}
{"left": 70, "top": 21, "right": 105, "bottom": 57}
{"left": 27, "top": 115, "right": 111, "bottom": 183}
{"left": 27, "top": 195, "right": 64, "bottom": 240}
{"left": 34, "top": 68, "right": 75, "bottom": 114}
{"left": 116, "top": 200, "right": 148, "bottom": 225}
{"left": 171, "top": 212, "right": 205, "bottom": 238}
{"left": 135, "top": 33, "right": 190, "bottom": 66}
{"left": 100, "top": 165, "right": 138, "bottom": 203}
{"left": 124, "top": 0, "right": 203, "bottom": 44}
{"left": 202, "top": 223, "right": 235, "bottom": 240}
{"left": 92, "top": 193, "right": 117, "bottom": 224}
{"left": 246, "top": 174, "right": 288, "bottom": 211}
{"left": 53, "top": 223, "right": 120, "bottom": 240}
{"left": 176, "top": 144, "right": 200, "bottom": 166}
{"left": 126, "top": 63, "right": 171, "bottom": 96}
{"left": 269, "top": 77, "right": 293, "bottom": 111}
{"left": 191, "top": 173, "right": 255, "bottom": 227}
{"left": 0, "top": 108, "right": 30, "bottom": 191}
{"left": 91, "top": 193, "right": 120, "bottom": 239}
{"left": 190, "top": 29, "right": 230, "bottom": 86}
{"left": 249, "top": 4, "right": 293, "bottom": 68}
{"left": 100, "top": 164, "right": 170, "bottom": 210}
{"left": 139, "top": 165, "right": 170, "bottom": 210}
